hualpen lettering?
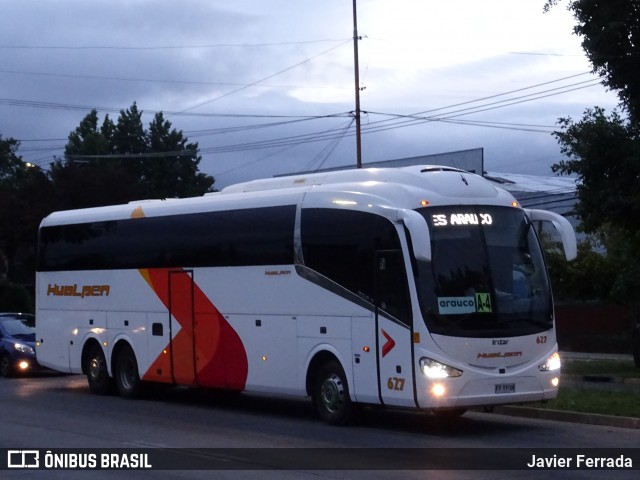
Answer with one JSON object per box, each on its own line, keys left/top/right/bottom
{"left": 477, "top": 351, "right": 523, "bottom": 359}
{"left": 47, "top": 284, "right": 110, "bottom": 298}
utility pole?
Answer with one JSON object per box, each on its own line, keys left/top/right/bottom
{"left": 352, "top": 0, "right": 363, "bottom": 168}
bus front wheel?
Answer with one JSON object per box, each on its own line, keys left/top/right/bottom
{"left": 114, "top": 344, "right": 145, "bottom": 399}
{"left": 313, "top": 360, "right": 353, "bottom": 425}
{"left": 85, "top": 344, "right": 114, "bottom": 395}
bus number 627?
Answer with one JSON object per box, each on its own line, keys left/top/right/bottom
{"left": 387, "top": 377, "right": 405, "bottom": 391}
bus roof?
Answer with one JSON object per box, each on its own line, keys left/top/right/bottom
{"left": 40, "top": 165, "right": 518, "bottom": 227}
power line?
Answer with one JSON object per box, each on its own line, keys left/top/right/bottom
{"left": 0, "top": 39, "right": 349, "bottom": 51}
{"left": 0, "top": 97, "right": 344, "bottom": 120}
{"left": 362, "top": 78, "right": 602, "bottom": 136}
{"left": 508, "top": 51, "right": 584, "bottom": 57}
{"left": 393, "top": 72, "right": 594, "bottom": 119}
{"left": 184, "top": 114, "right": 351, "bottom": 138}
{"left": 302, "top": 117, "right": 355, "bottom": 172}
{"left": 0, "top": 68, "right": 349, "bottom": 91}
{"left": 187, "top": 74, "right": 605, "bottom": 153}
{"left": 170, "top": 39, "right": 352, "bottom": 116}
{"left": 7, "top": 71, "right": 607, "bottom": 167}
{"left": 25, "top": 77, "right": 601, "bottom": 162}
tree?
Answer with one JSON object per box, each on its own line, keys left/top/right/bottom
{"left": 545, "top": 1, "right": 640, "bottom": 351}
{"left": 113, "top": 103, "right": 146, "bottom": 155}
{"left": 64, "top": 109, "right": 115, "bottom": 158}
{"left": 545, "top": 0, "right": 640, "bottom": 123}
{"left": 551, "top": 107, "right": 640, "bottom": 235}
{"left": 0, "top": 134, "right": 24, "bottom": 280}
{"left": 544, "top": 236, "right": 617, "bottom": 301}
{"left": 50, "top": 109, "right": 142, "bottom": 209}
{"left": 0, "top": 133, "right": 53, "bottom": 286}
{"left": 51, "top": 103, "right": 215, "bottom": 209}
{"left": 145, "top": 112, "right": 213, "bottom": 198}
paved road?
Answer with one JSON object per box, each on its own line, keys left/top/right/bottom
{"left": 1, "top": 373, "right": 639, "bottom": 479}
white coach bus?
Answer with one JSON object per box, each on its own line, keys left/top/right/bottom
{"left": 35, "top": 166, "right": 576, "bottom": 424}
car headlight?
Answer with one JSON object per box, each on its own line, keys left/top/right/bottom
{"left": 14, "top": 343, "right": 35, "bottom": 355}
{"left": 419, "top": 357, "right": 463, "bottom": 378}
{"left": 539, "top": 352, "right": 561, "bottom": 372}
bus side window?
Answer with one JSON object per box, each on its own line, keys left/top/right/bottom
{"left": 301, "top": 208, "right": 410, "bottom": 324}
{"left": 375, "top": 250, "right": 411, "bottom": 325}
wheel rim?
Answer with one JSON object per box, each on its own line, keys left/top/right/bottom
{"left": 88, "top": 357, "right": 103, "bottom": 381}
{"left": 119, "top": 356, "right": 136, "bottom": 391}
{"left": 320, "top": 374, "right": 344, "bottom": 413}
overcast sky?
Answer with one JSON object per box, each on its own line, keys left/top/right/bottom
{"left": 0, "top": 0, "right": 620, "bottom": 188}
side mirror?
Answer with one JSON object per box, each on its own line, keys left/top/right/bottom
{"left": 525, "top": 208, "right": 577, "bottom": 261}
{"left": 399, "top": 209, "right": 431, "bottom": 262}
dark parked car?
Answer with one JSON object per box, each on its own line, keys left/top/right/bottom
{"left": 0, "top": 313, "right": 39, "bottom": 377}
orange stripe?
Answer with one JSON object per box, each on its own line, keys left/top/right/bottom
{"left": 132, "top": 207, "right": 248, "bottom": 389}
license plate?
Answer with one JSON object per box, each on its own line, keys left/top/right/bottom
{"left": 495, "top": 383, "right": 516, "bottom": 394}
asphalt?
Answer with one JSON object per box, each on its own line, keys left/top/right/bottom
{"left": 486, "top": 351, "right": 640, "bottom": 429}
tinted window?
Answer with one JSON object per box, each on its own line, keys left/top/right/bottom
{"left": 301, "top": 208, "right": 410, "bottom": 323}
{"left": 38, "top": 206, "right": 295, "bottom": 271}
{"left": 416, "top": 206, "right": 552, "bottom": 337}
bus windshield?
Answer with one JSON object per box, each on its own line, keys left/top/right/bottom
{"left": 415, "top": 206, "right": 552, "bottom": 338}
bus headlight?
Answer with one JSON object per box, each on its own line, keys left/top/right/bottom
{"left": 538, "top": 352, "right": 561, "bottom": 372}
{"left": 420, "top": 357, "right": 463, "bottom": 378}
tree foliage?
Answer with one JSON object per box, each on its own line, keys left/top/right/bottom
{"left": 0, "top": 134, "right": 53, "bottom": 286}
{"left": 545, "top": 237, "right": 617, "bottom": 301}
{"left": 545, "top": 1, "right": 640, "bottom": 316}
{"left": 0, "top": 104, "right": 214, "bottom": 293}
{"left": 51, "top": 103, "right": 214, "bottom": 208}
{"left": 50, "top": 109, "right": 140, "bottom": 208}
{"left": 545, "top": 0, "right": 640, "bottom": 122}
{"left": 144, "top": 112, "right": 214, "bottom": 198}
{"left": 551, "top": 107, "right": 640, "bottom": 234}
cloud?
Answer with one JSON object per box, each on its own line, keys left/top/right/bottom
{"left": 0, "top": 0, "right": 620, "bottom": 189}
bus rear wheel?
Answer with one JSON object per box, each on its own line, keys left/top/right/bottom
{"left": 313, "top": 361, "right": 352, "bottom": 425}
{"left": 85, "top": 344, "right": 114, "bottom": 395}
{"left": 114, "top": 344, "right": 145, "bottom": 399}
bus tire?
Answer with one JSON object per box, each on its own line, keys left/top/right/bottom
{"left": 313, "top": 360, "right": 352, "bottom": 425}
{"left": 85, "top": 344, "right": 114, "bottom": 395}
{"left": 114, "top": 344, "right": 145, "bottom": 399}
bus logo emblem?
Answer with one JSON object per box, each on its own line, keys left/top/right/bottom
{"left": 381, "top": 329, "right": 396, "bottom": 357}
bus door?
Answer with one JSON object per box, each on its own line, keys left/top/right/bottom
{"left": 375, "top": 250, "right": 417, "bottom": 408}
{"left": 168, "top": 270, "right": 196, "bottom": 385}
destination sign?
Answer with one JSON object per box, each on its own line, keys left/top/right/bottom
{"left": 431, "top": 212, "right": 493, "bottom": 227}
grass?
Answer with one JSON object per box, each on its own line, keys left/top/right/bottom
{"left": 534, "top": 388, "right": 640, "bottom": 418}
{"left": 561, "top": 359, "right": 640, "bottom": 378}
{"left": 528, "top": 358, "right": 640, "bottom": 418}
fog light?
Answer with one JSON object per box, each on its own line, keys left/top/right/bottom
{"left": 431, "top": 383, "right": 446, "bottom": 397}
{"left": 551, "top": 377, "right": 559, "bottom": 387}
{"left": 18, "top": 361, "right": 29, "bottom": 370}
